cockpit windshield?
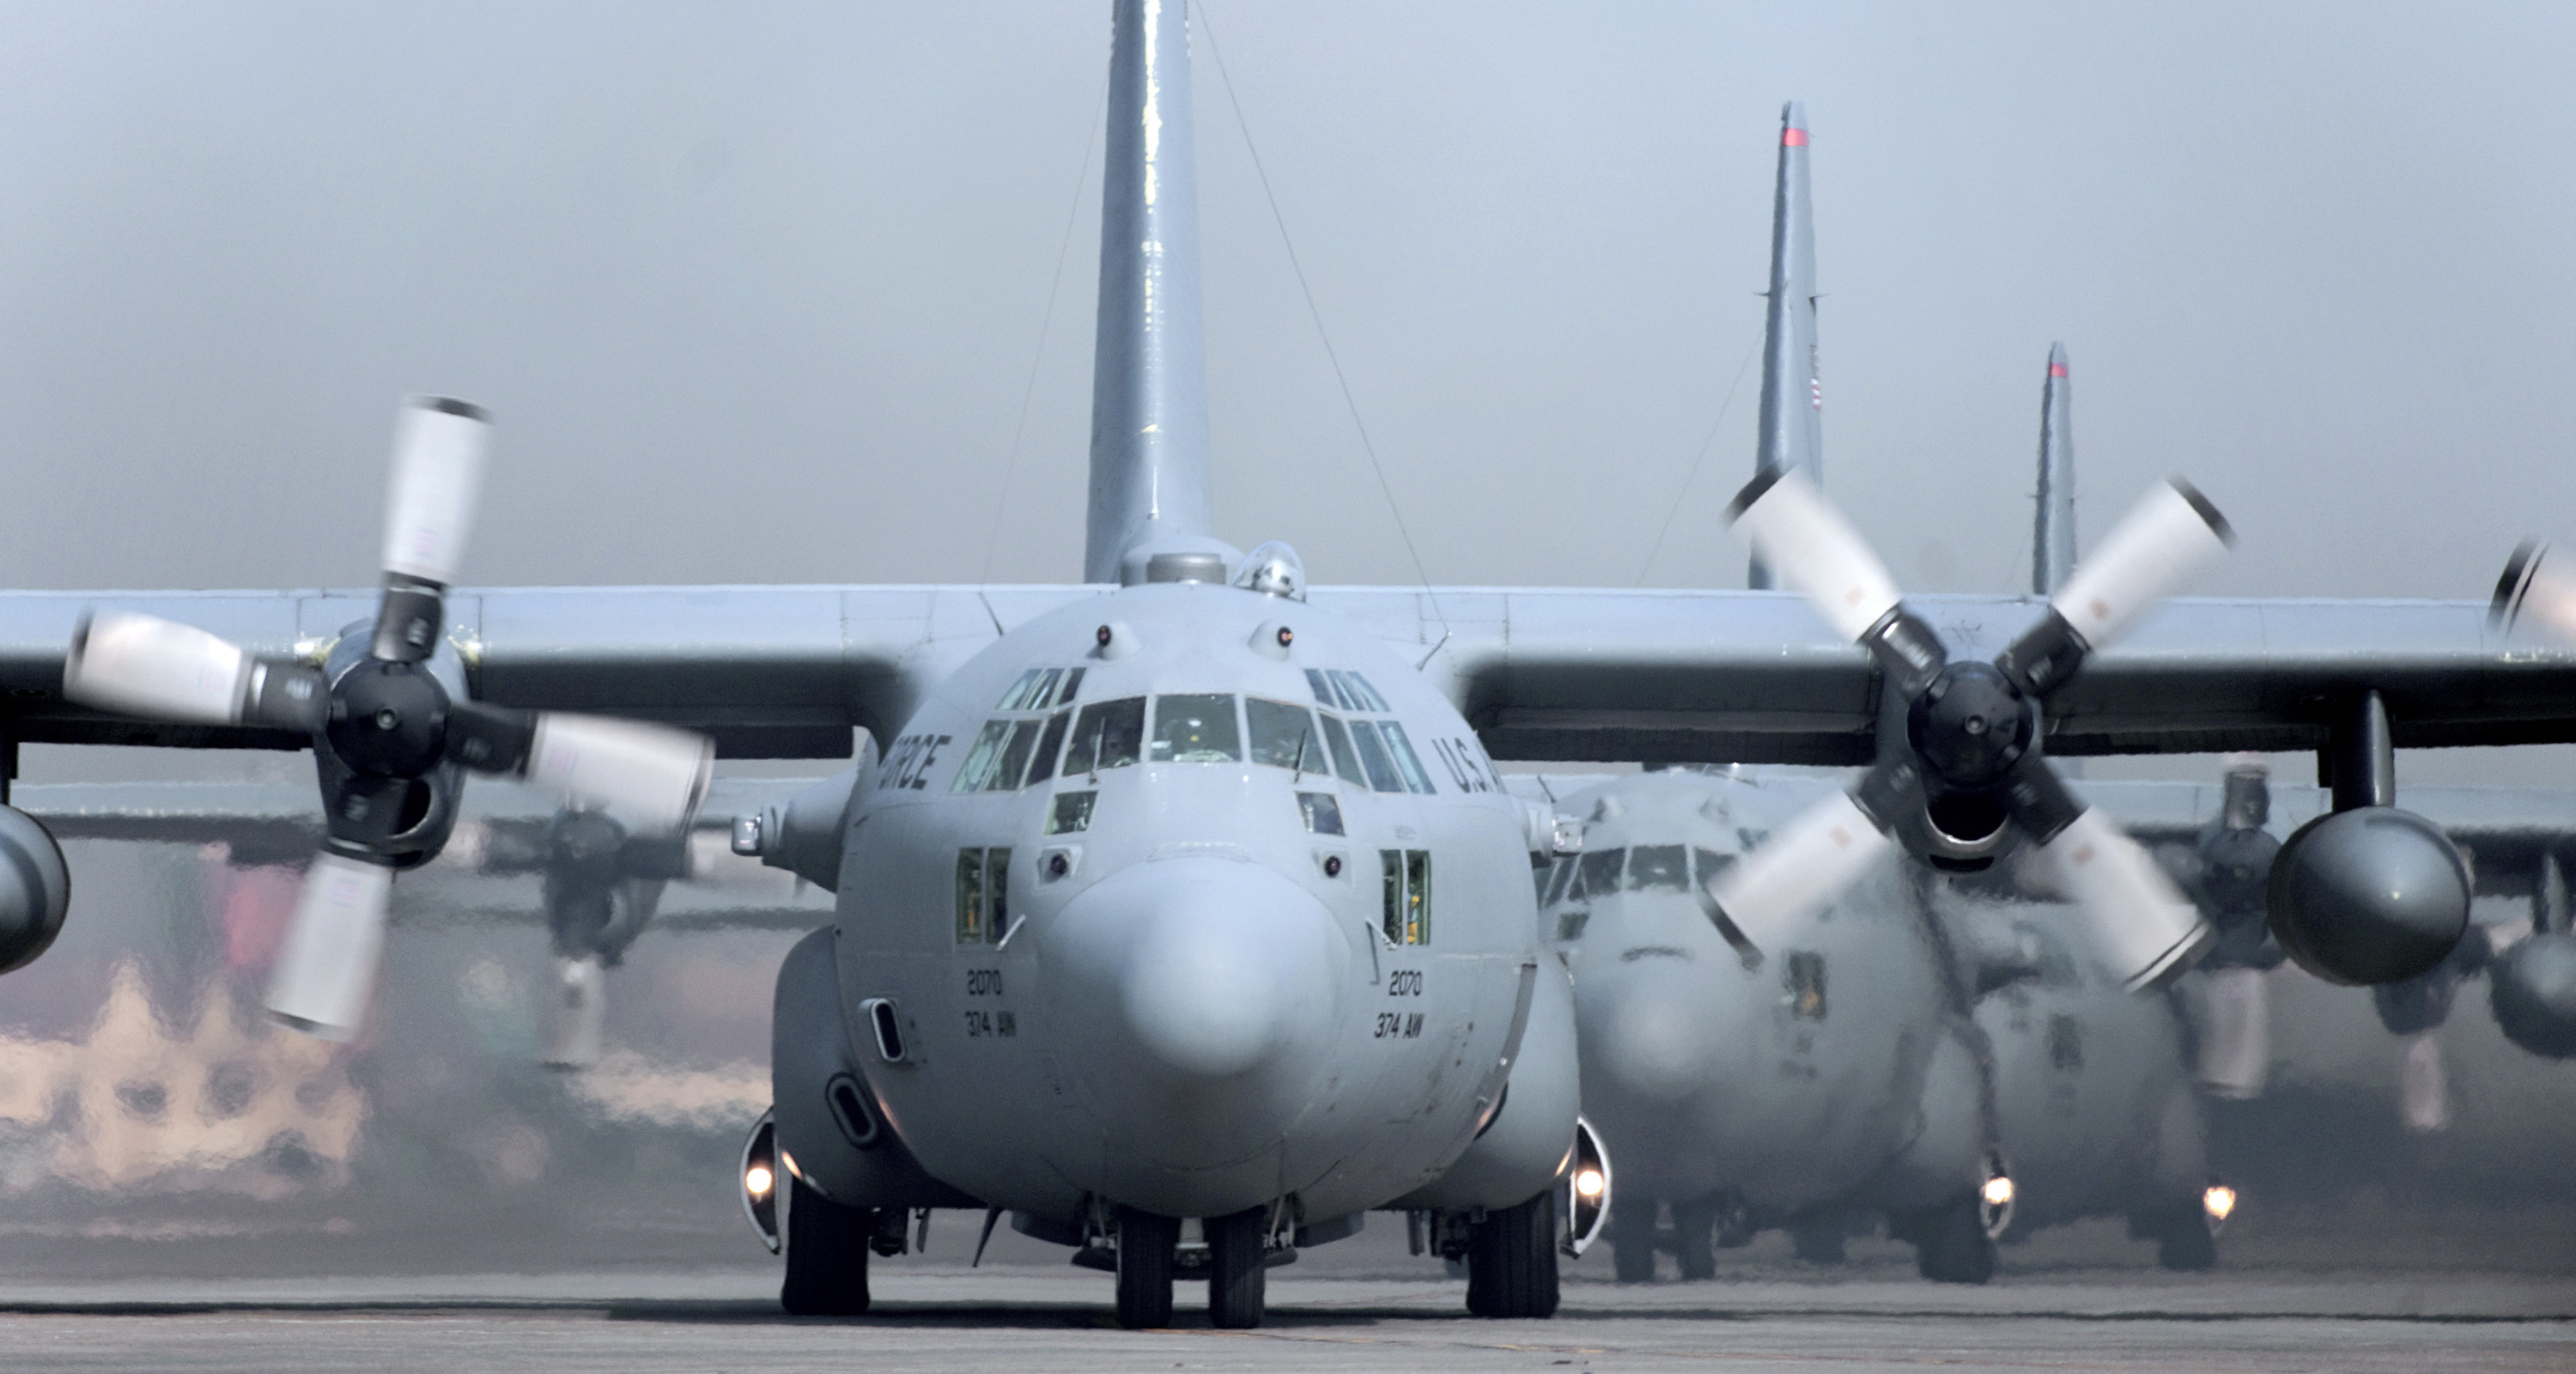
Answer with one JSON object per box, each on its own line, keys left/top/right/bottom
{"left": 1149, "top": 694, "right": 1242, "bottom": 763}
{"left": 1063, "top": 696, "right": 1145, "bottom": 774}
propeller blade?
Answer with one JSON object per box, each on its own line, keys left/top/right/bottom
{"left": 2194, "top": 965, "right": 2271, "bottom": 1099}
{"left": 2002, "top": 479, "right": 2232, "bottom": 697}
{"left": 64, "top": 611, "right": 249, "bottom": 724}
{"left": 64, "top": 611, "right": 328, "bottom": 731}
{"left": 264, "top": 851, "right": 397, "bottom": 1040}
{"left": 2038, "top": 806, "right": 2215, "bottom": 993}
{"left": 372, "top": 398, "right": 490, "bottom": 662}
{"left": 2493, "top": 539, "right": 2576, "bottom": 643}
{"left": 1703, "top": 787, "right": 1897, "bottom": 959}
{"left": 1725, "top": 468, "right": 1905, "bottom": 642}
{"left": 526, "top": 714, "right": 714, "bottom": 835}
{"left": 380, "top": 397, "right": 491, "bottom": 587}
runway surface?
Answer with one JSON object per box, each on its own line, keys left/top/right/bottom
{"left": 6, "top": 1263, "right": 2571, "bottom": 1373}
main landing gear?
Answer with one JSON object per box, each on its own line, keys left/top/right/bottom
{"left": 1464, "top": 1190, "right": 1561, "bottom": 1319}
{"left": 781, "top": 1177, "right": 874, "bottom": 1316}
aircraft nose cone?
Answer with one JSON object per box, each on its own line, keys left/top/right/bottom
{"left": 1039, "top": 856, "right": 1345, "bottom": 1163}
{"left": 1585, "top": 963, "right": 1722, "bottom": 1103}
{"left": 1120, "top": 909, "right": 1290, "bottom": 1079}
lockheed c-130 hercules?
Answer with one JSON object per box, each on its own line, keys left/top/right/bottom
{"left": 3, "top": 0, "right": 2575, "bottom": 1332}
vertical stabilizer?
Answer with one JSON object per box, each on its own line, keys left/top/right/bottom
{"left": 1750, "top": 102, "right": 1822, "bottom": 590}
{"left": 2033, "top": 344, "right": 2075, "bottom": 595}
{"left": 1084, "top": 0, "right": 1224, "bottom": 584}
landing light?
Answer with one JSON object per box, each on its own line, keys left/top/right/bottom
{"left": 2202, "top": 1183, "right": 2236, "bottom": 1222}
{"left": 1981, "top": 1175, "right": 2015, "bottom": 1208}
{"left": 745, "top": 1164, "right": 775, "bottom": 1197}
{"left": 1575, "top": 1168, "right": 1606, "bottom": 1200}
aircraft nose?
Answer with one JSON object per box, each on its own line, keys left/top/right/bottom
{"left": 1584, "top": 960, "right": 1725, "bottom": 1103}
{"left": 1036, "top": 856, "right": 1345, "bottom": 1182}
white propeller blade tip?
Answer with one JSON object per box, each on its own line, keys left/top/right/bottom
{"left": 64, "top": 611, "right": 253, "bottom": 725}
{"left": 265, "top": 853, "right": 396, "bottom": 1041}
{"left": 381, "top": 398, "right": 493, "bottom": 587}
{"left": 526, "top": 715, "right": 714, "bottom": 834}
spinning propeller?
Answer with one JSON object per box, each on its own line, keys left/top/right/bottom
{"left": 64, "top": 398, "right": 714, "bottom": 1039}
{"left": 1711, "top": 467, "right": 2233, "bottom": 991}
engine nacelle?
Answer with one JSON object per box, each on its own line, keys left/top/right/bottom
{"left": 2490, "top": 932, "right": 2576, "bottom": 1059}
{"left": 0, "top": 805, "right": 69, "bottom": 975}
{"left": 2268, "top": 806, "right": 2467, "bottom": 986}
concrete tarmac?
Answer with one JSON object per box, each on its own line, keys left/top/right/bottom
{"left": 5, "top": 1265, "right": 2571, "bottom": 1373}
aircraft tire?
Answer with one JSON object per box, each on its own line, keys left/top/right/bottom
{"left": 1206, "top": 1206, "right": 1268, "bottom": 1329}
{"left": 1905, "top": 1193, "right": 1998, "bottom": 1286}
{"left": 779, "top": 1177, "right": 872, "bottom": 1316}
{"left": 1115, "top": 1207, "right": 1178, "bottom": 1329}
{"left": 1607, "top": 1197, "right": 1659, "bottom": 1283}
{"left": 1465, "top": 1190, "right": 1561, "bottom": 1319}
{"left": 1668, "top": 1198, "right": 1719, "bottom": 1281}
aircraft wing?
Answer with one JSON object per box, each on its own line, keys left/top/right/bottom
{"left": 1310, "top": 588, "right": 2576, "bottom": 766}
{"left": 3, "top": 585, "right": 2571, "bottom": 766}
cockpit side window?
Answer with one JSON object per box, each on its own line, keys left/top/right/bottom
{"left": 1342, "top": 672, "right": 1392, "bottom": 712}
{"left": 1625, "top": 844, "right": 1689, "bottom": 894}
{"left": 1063, "top": 697, "right": 1145, "bottom": 775}
{"left": 1571, "top": 848, "right": 1625, "bottom": 903}
{"left": 984, "top": 719, "right": 1040, "bottom": 791}
{"left": 1303, "top": 669, "right": 1337, "bottom": 708}
{"left": 1054, "top": 666, "right": 1085, "bottom": 707}
{"left": 1318, "top": 714, "right": 1365, "bottom": 783}
{"left": 1149, "top": 694, "right": 1242, "bottom": 763}
{"left": 951, "top": 720, "right": 1013, "bottom": 793}
{"left": 1024, "top": 709, "right": 1072, "bottom": 786}
{"left": 1376, "top": 721, "right": 1437, "bottom": 794}
{"left": 1347, "top": 721, "right": 1406, "bottom": 793}
{"left": 1247, "top": 697, "right": 1328, "bottom": 775}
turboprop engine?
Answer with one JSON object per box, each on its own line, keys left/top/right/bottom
{"left": 2490, "top": 933, "right": 2576, "bottom": 1058}
{"left": 0, "top": 804, "right": 70, "bottom": 974}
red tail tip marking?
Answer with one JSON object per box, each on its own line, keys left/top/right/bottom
{"left": 1782, "top": 128, "right": 1808, "bottom": 147}
{"left": 2049, "top": 363, "right": 2069, "bottom": 378}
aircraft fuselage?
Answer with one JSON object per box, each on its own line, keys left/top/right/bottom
{"left": 828, "top": 579, "right": 1560, "bottom": 1227}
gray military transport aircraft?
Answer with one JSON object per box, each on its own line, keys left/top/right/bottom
{"left": 0, "top": 0, "right": 2573, "bottom": 1332}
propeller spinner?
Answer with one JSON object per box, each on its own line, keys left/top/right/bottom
{"left": 1712, "top": 468, "right": 2232, "bottom": 992}
{"left": 64, "top": 398, "right": 714, "bottom": 1039}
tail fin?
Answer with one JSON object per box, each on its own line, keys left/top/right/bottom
{"left": 1083, "top": 0, "right": 1228, "bottom": 584}
{"left": 1750, "top": 101, "right": 1821, "bottom": 590}
{"left": 2032, "top": 344, "right": 2075, "bottom": 595}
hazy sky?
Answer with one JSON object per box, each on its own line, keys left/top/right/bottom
{"left": 5, "top": 2, "right": 2576, "bottom": 782}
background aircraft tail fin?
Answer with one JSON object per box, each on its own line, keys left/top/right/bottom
{"left": 2034, "top": 343, "right": 2075, "bottom": 595}
{"left": 1750, "top": 100, "right": 1821, "bottom": 590}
